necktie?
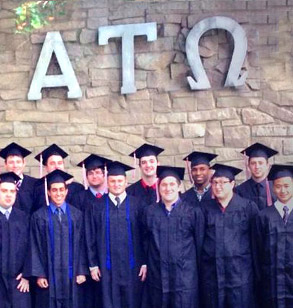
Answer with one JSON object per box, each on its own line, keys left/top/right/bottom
{"left": 5, "top": 210, "right": 10, "bottom": 221}
{"left": 56, "top": 208, "right": 62, "bottom": 222}
{"left": 115, "top": 196, "right": 121, "bottom": 208}
{"left": 96, "top": 193, "right": 103, "bottom": 198}
{"left": 283, "top": 205, "right": 289, "bottom": 225}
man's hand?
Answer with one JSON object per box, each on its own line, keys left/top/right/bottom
{"left": 16, "top": 273, "right": 30, "bottom": 292}
{"left": 76, "top": 275, "right": 86, "bottom": 284}
{"left": 37, "top": 278, "right": 49, "bottom": 288}
{"left": 90, "top": 267, "right": 102, "bottom": 282}
{"left": 138, "top": 265, "right": 147, "bottom": 282}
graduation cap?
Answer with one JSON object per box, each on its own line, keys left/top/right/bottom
{"left": 0, "top": 142, "right": 31, "bottom": 159}
{"left": 35, "top": 144, "right": 68, "bottom": 166}
{"left": 183, "top": 151, "right": 217, "bottom": 167}
{"left": 268, "top": 164, "right": 293, "bottom": 181}
{"left": 129, "top": 144, "right": 164, "bottom": 159}
{"left": 77, "top": 154, "right": 112, "bottom": 170}
{"left": 241, "top": 143, "right": 278, "bottom": 159}
{"left": 211, "top": 163, "right": 242, "bottom": 181}
{"left": 157, "top": 166, "right": 185, "bottom": 181}
{"left": 107, "top": 161, "right": 133, "bottom": 176}
{"left": 0, "top": 172, "right": 21, "bottom": 184}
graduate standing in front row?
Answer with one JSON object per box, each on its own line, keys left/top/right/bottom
{"left": 28, "top": 170, "right": 88, "bottom": 308}
{"left": 86, "top": 161, "right": 147, "bottom": 308}
{"left": 200, "top": 164, "right": 259, "bottom": 308}
{"left": 142, "top": 166, "right": 205, "bottom": 308}
{"left": 0, "top": 172, "right": 31, "bottom": 308}
{"left": 253, "top": 164, "right": 293, "bottom": 308}
{"left": 236, "top": 143, "right": 278, "bottom": 210}
{"left": 182, "top": 151, "right": 217, "bottom": 207}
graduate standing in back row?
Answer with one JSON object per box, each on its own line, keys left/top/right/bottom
{"left": 253, "top": 164, "right": 293, "bottom": 308}
{"left": 28, "top": 170, "right": 87, "bottom": 308}
{"left": 236, "top": 143, "right": 278, "bottom": 210}
{"left": 0, "top": 172, "right": 31, "bottom": 308}
{"left": 200, "top": 164, "right": 259, "bottom": 308}
{"left": 0, "top": 142, "right": 38, "bottom": 215}
{"left": 127, "top": 144, "right": 164, "bottom": 205}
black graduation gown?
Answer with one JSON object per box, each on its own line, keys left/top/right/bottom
{"left": 32, "top": 181, "right": 84, "bottom": 212}
{"left": 28, "top": 204, "right": 88, "bottom": 308}
{"left": 236, "top": 178, "right": 276, "bottom": 211}
{"left": 71, "top": 188, "right": 103, "bottom": 308}
{"left": 200, "top": 194, "right": 259, "bottom": 308}
{"left": 253, "top": 205, "right": 293, "bottom": 308}
{"left": 142, "top": 199, "right": 205, "bottom": 308}
{"left": 14, "top": 175, "right": 37, "bottom": 215}
{"left": 181, "top": 186, "right": 213, "bottom": 207}
{"left": 127, "top": 180, "right": 157, "bottom": 206}
{"left": 85, "top": 194, "right": 145, "bottom": 308}
{"left": 0, "top": 208, "right": 31, "bottom": 308}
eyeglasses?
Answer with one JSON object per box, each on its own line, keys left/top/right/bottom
{"left": 211, "top": 180, "right": 231, "bottom": 187}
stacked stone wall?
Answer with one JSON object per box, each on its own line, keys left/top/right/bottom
{"left": 0, "top": 0, "right": 293, "bottom": 187}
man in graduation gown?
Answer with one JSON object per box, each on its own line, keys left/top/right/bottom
{"left": 71, "top": 154, "right": 112, "bottom": 308}
{"left": 86, "top": 161, "right": 147, "bottom": 308}
{"left": 0, "top": 142, "right": 37, "bottom": 215}
{"left": 33, "top": 144, "right": 84, "bottom": 212}
{"left": 71, "top": 154, "right": 112, "bottom": 212}
{"left": 142, "top": 166, "right": 205, "bottom": 308}
{"left": 127, "top": 144, "right": 164, "bottom": 205}
{"left": 236, "top": 142, "right": 278, "bottom": 210}
{"left": 182, "top": 151, "right": 217, "bottom": 207}
{"left": 253, "top": 164, "right": 293, "bottom": 308}
{"left": 28, "top": 170, "right": 87, "bottom": 308}
{"left": 200, "top": 164, "right": 259, "bottom": 308}
{"left": 0, "top": 172, "right": 31, "bottom": 308}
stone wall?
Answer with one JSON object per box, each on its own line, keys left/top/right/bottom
{"left": 0, "top": 0, "right": 293, "bottom": 188}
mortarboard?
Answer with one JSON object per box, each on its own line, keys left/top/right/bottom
{"left": 211, "top": 163, "right": 242, "bottom": 181}
{"left": 77, "top": 154, "right": 112, "bottom": 170}
{"left": 0, "top": 172, "right": 21, "bottom": 184}
{"left": 44, "top": 169, "right": 73, "bottom": 187}
{"left": 129, "top": 144, "right": 164, "bottom": 159}
{"left": 183, "top": 151, "right": 217, "bottom": 167}
{"left": 157, "top": 166, "right": 185, "bottom": 181}
{"left": 107, "top": 161, "right": 133, "bottom": 176}
{"left": 35, "top": 144, "right": 68, "bottom": 166}
{"left": 0, "top": 142, "right": 31, "bottom": 159}
{"left": 268, "top": 164, "right": 293, "bottom": 181}
{"left": 241, "top": 143, "right": 278, "bottom": 159}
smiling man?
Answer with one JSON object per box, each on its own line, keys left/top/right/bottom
{"left": 0, "top": 172, "right": 31, "bottom": 308}
{"left": 182, "top": 151, "right": 217, "bottom": 207}
{"left": 33, "top": 144, "right": 84, "bottom": 212}
{"left": 142, "top": 166, "right": 204, "bottom": 308}
{"left": 236, "top": 143, "right": 278, "bottom": 210}
{"left": 253, "top": 164, "right": 293, "bottom": 307}
{"left": 86, "top": 161, "right": 146, "bottom": 308}
{"left": 0, "top": 142, "right": 37, "bottom": 215}
{"left": 127, "top": 144, "right": 164, "bottom": 205}
{"left": 200, "top": 164, "right": 259, "bottom": 308}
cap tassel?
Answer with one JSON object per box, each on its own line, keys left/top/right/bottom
{"left": 243, "top": 151, "right": 250, "bottom": 180}
{"left": 156, "top": 179, "right": 160, "bottom": 203}
{"left": 40, "top": 154, "right": 43, "bottom": 178}
{"left": 104, "top": 165, "right": 108, "bottom": 194}
{"left": 185, "top": 159, "right": 193, "bottom": 184}
{"left": 45, "top": 177, "right": 49, "bottom": 206}
{"left": 266, "top": 178, "right": 273, "bottom": 206}
{"left": 132, "top": 152, "right": 137, "bottom": 181}
{"left": 82, "top": 162, "right": 88, "bottom": 190}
